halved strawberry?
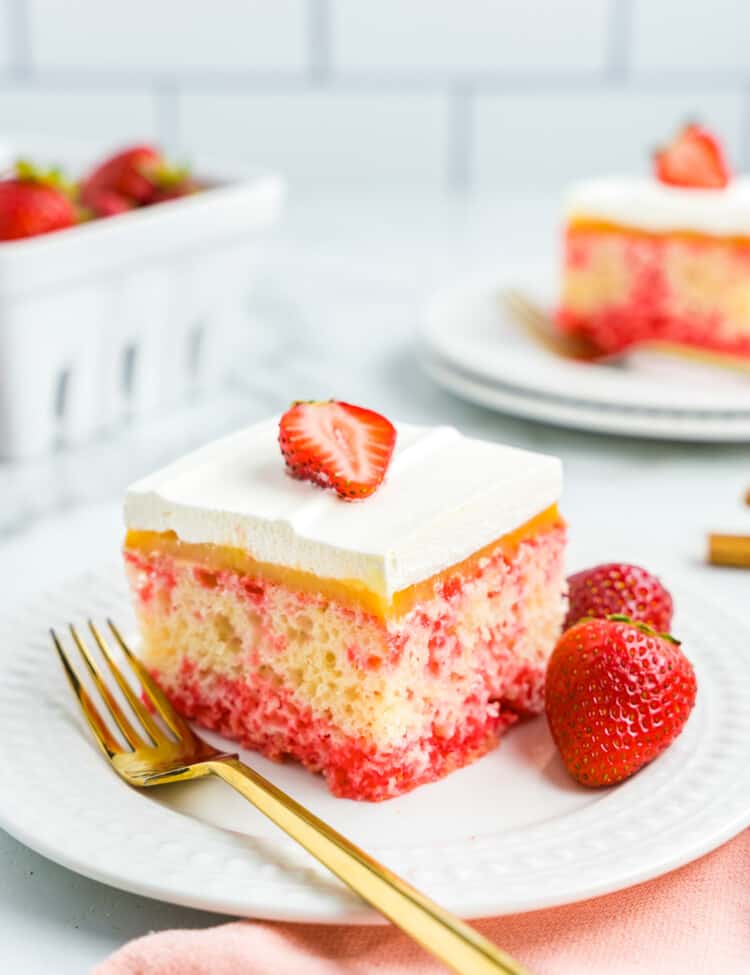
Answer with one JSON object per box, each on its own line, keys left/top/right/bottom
{"left": 278, "top": 401, "right": 397, "bottom": 501}
{"left": 653, "top": 122, "right": 731, "bottom": 189}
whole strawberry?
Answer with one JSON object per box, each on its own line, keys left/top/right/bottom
{"left": 565, "top": 562, "right": 673, "bottom": 632}
{"left": 81, "top": 144, "right": 194, "bottom": 217}
{"left": 87, "top": 189, "right": 132, "bottom": 217}
{"left": 278, "top": 401, "right": 397, "bottom": 501}
{"left": 0, "top": 160, "right": 77, "bottom": 241}
{"left": 81, "top": 144, "right": 161, "bottom": 215}
{"left": 546, "top": 616, "right": 697, "bottom": 787}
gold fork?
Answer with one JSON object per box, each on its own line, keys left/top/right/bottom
{"left": 52, "top": 620, "right": 532, "bottom": 975}
{"left": 503, "top": 287, "right": 750, "bottom": 374}
{"left": 501, "top": 288, "right": 613, "bottom": 362}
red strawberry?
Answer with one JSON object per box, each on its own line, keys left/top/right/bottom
{"left": 278, "top": 401, "right": 397, "bottom": 501}
{"left": 81, "top": 144, "right": 194, "bottom": 216}
{"left": 546, "top": 616, "right": 697, "bottom": 787}
{"left": 565, "top": 562, "right": 673, "bottom": 631}
{"left": 654, "top": 122, "right": 731, "bottom": 189}
{"left": 81, "top": 144, "right": 163, "bottom": 214}
{"left": 0, "top": 160, "right": 77, "bottom": 241}
{"left": 84, "top": 188, "right": 132, "bottom": 217}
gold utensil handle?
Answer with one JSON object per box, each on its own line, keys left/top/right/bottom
{"left": 708, "top": 532, "right": 750, "bottom": 568}
{"left": 210, "top": 757, "right": 531, "bottom": 975}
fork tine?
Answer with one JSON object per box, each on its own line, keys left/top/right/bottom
{"left": 51, "top": 628, "right": 121, "bottom": 759}
{"left": 503, "top": 287, "right": 604, "bottom": 361}
{"left": 69, "top": 624, "right": 147, "bottom": 750}
{"left": 107, "top": 619, "right": 192, "bottom": 741}
{"left": 503, "top": 288, "right": 560, "bottom": 350}
{"left": 504, "top": 289, "right": 551, "bottom": 331}
{"left": 88, "top": 621, "right": 168, "bottom": 746}
{"left": 503, "top": 288, "right": 529, "bottom": 311}
{"left": 504, "top": 289, "right": 538, "bottom": 327}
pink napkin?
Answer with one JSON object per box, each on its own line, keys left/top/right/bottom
{"left": 95, "top": 829, "right": 750, "bottom": 975}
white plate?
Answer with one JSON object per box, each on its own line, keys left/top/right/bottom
{"left": 1, "top": 565, "right": 749, "bottom": 923}
{"left": 421, "top": 351, "right": 750, "bottom": 442}
{"left": 420, "top": 269, "right": 750, "bottom": 440}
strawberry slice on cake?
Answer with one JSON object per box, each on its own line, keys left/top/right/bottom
{"left": 653, "top": 123, "right": 731, "bottom": 190}
{"left": 124, "top": 404, "right": 567, "bottom": 800}
{"left": 279, "top": 400, "right": 397, "bottom": 499}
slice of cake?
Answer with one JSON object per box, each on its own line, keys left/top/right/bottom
{"left": 124, "top": 403, "right": 566, "bottom": 800}
{"left": 557, "top": 123, "right": 750, "bottom": 360}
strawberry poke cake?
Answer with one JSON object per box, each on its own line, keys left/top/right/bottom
{"left": 124, "top": 401, "right": 566, "bottom": 801}
{"left": 557, "top": 122, "right": 750, "bottom": 360}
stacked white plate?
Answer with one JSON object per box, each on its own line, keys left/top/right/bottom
{"left": 420, "top": 267, "right": 750, "bottom": 441}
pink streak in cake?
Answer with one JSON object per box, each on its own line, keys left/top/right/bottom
{"left": 557, "top": 226, "right": 750, "bottom": 357}
{"left": 124, "top": 521, "right": 566, "bottom": 801}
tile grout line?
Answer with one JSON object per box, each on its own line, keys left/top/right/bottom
{"left": 606, "top": 0, "right": 632, "bottom": 83}
{"left": 447, "top": 85, "right": 472, "bottom": 192}
{"left": 154, "top": 81, "right": 181, "bottom": 155}
{"left": 739, "top": 87, "right": 750, "bottom": 170}
{"left": 308, "top": 0, "right": 331, "bottom": 83}
{"left": 5, "top": 67, "right": 749, "bottom": 96}
{"left": 7, "top": 0, "right": 32, "bottom": 80}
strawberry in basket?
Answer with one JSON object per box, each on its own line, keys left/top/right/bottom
{"left": 81, "top": 144, "right": 197, "bottom": 217}
{"left": 0, "top": 161, "right": 78, "bottom": 241}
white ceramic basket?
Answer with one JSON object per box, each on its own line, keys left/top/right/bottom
{"left": 0, "top": 138, "right": 285, "bottom": 460}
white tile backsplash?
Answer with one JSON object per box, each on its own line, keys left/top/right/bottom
{"left": 0, "top": 1, "right": 748, "bottom": 191}
{"left": 0, "top": 2, "right": 10, "bottom": 72}
{"left": 179, "top": 91, "right": 449, "bottom": 189}
{"left": 28, "top": 0, "right": 308, "bottom": 74}
{"left": 474, "top": 90, "right": 745, "bottom": 191}
{"left": 632, "top": 0, "right": 750, "bottom": 75}
{"left": 0, "top": 0, "right": 18, "bottom": 77}
{"left": 332, "top": 0, "right": 611, "bottom": 76}
{"left": 0, "top": 87, "right": 159, "bottom": 144}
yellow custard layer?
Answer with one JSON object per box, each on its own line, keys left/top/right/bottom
{"left": 125, "top": 504, "right": 562, "bottom": 620}
{"left": 567, "top": 216, "right": 750, "bottom": 247}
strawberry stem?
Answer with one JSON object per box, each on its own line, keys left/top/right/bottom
{"left": 14, "top": 159, "right": 76, "bottom": 198}
{"left": 606, "top": 613, "right": 681, "bottom": 645}
{"left": 141, "top": 157, "right": 191, "bottom": 189}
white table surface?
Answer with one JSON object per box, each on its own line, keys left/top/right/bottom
{"left": 2, "top": 193, "right": 749, "bottom": 973}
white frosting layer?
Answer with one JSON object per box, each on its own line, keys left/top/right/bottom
{"left": 565, "top": 177, "right": 750, "bottom": 236}
{"left": 125, "top": 418, "right": 562, "bottom": 598}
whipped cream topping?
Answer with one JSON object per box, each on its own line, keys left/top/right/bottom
{"left": 125, "top": 418, "right": 562, "bottom": 598}
{"left": 565, "top": 177, "right": 750, "bottom": 236}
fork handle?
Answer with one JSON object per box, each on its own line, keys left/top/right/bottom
{"left": 208, "top": 757, "right": 531, "bottom": 975}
